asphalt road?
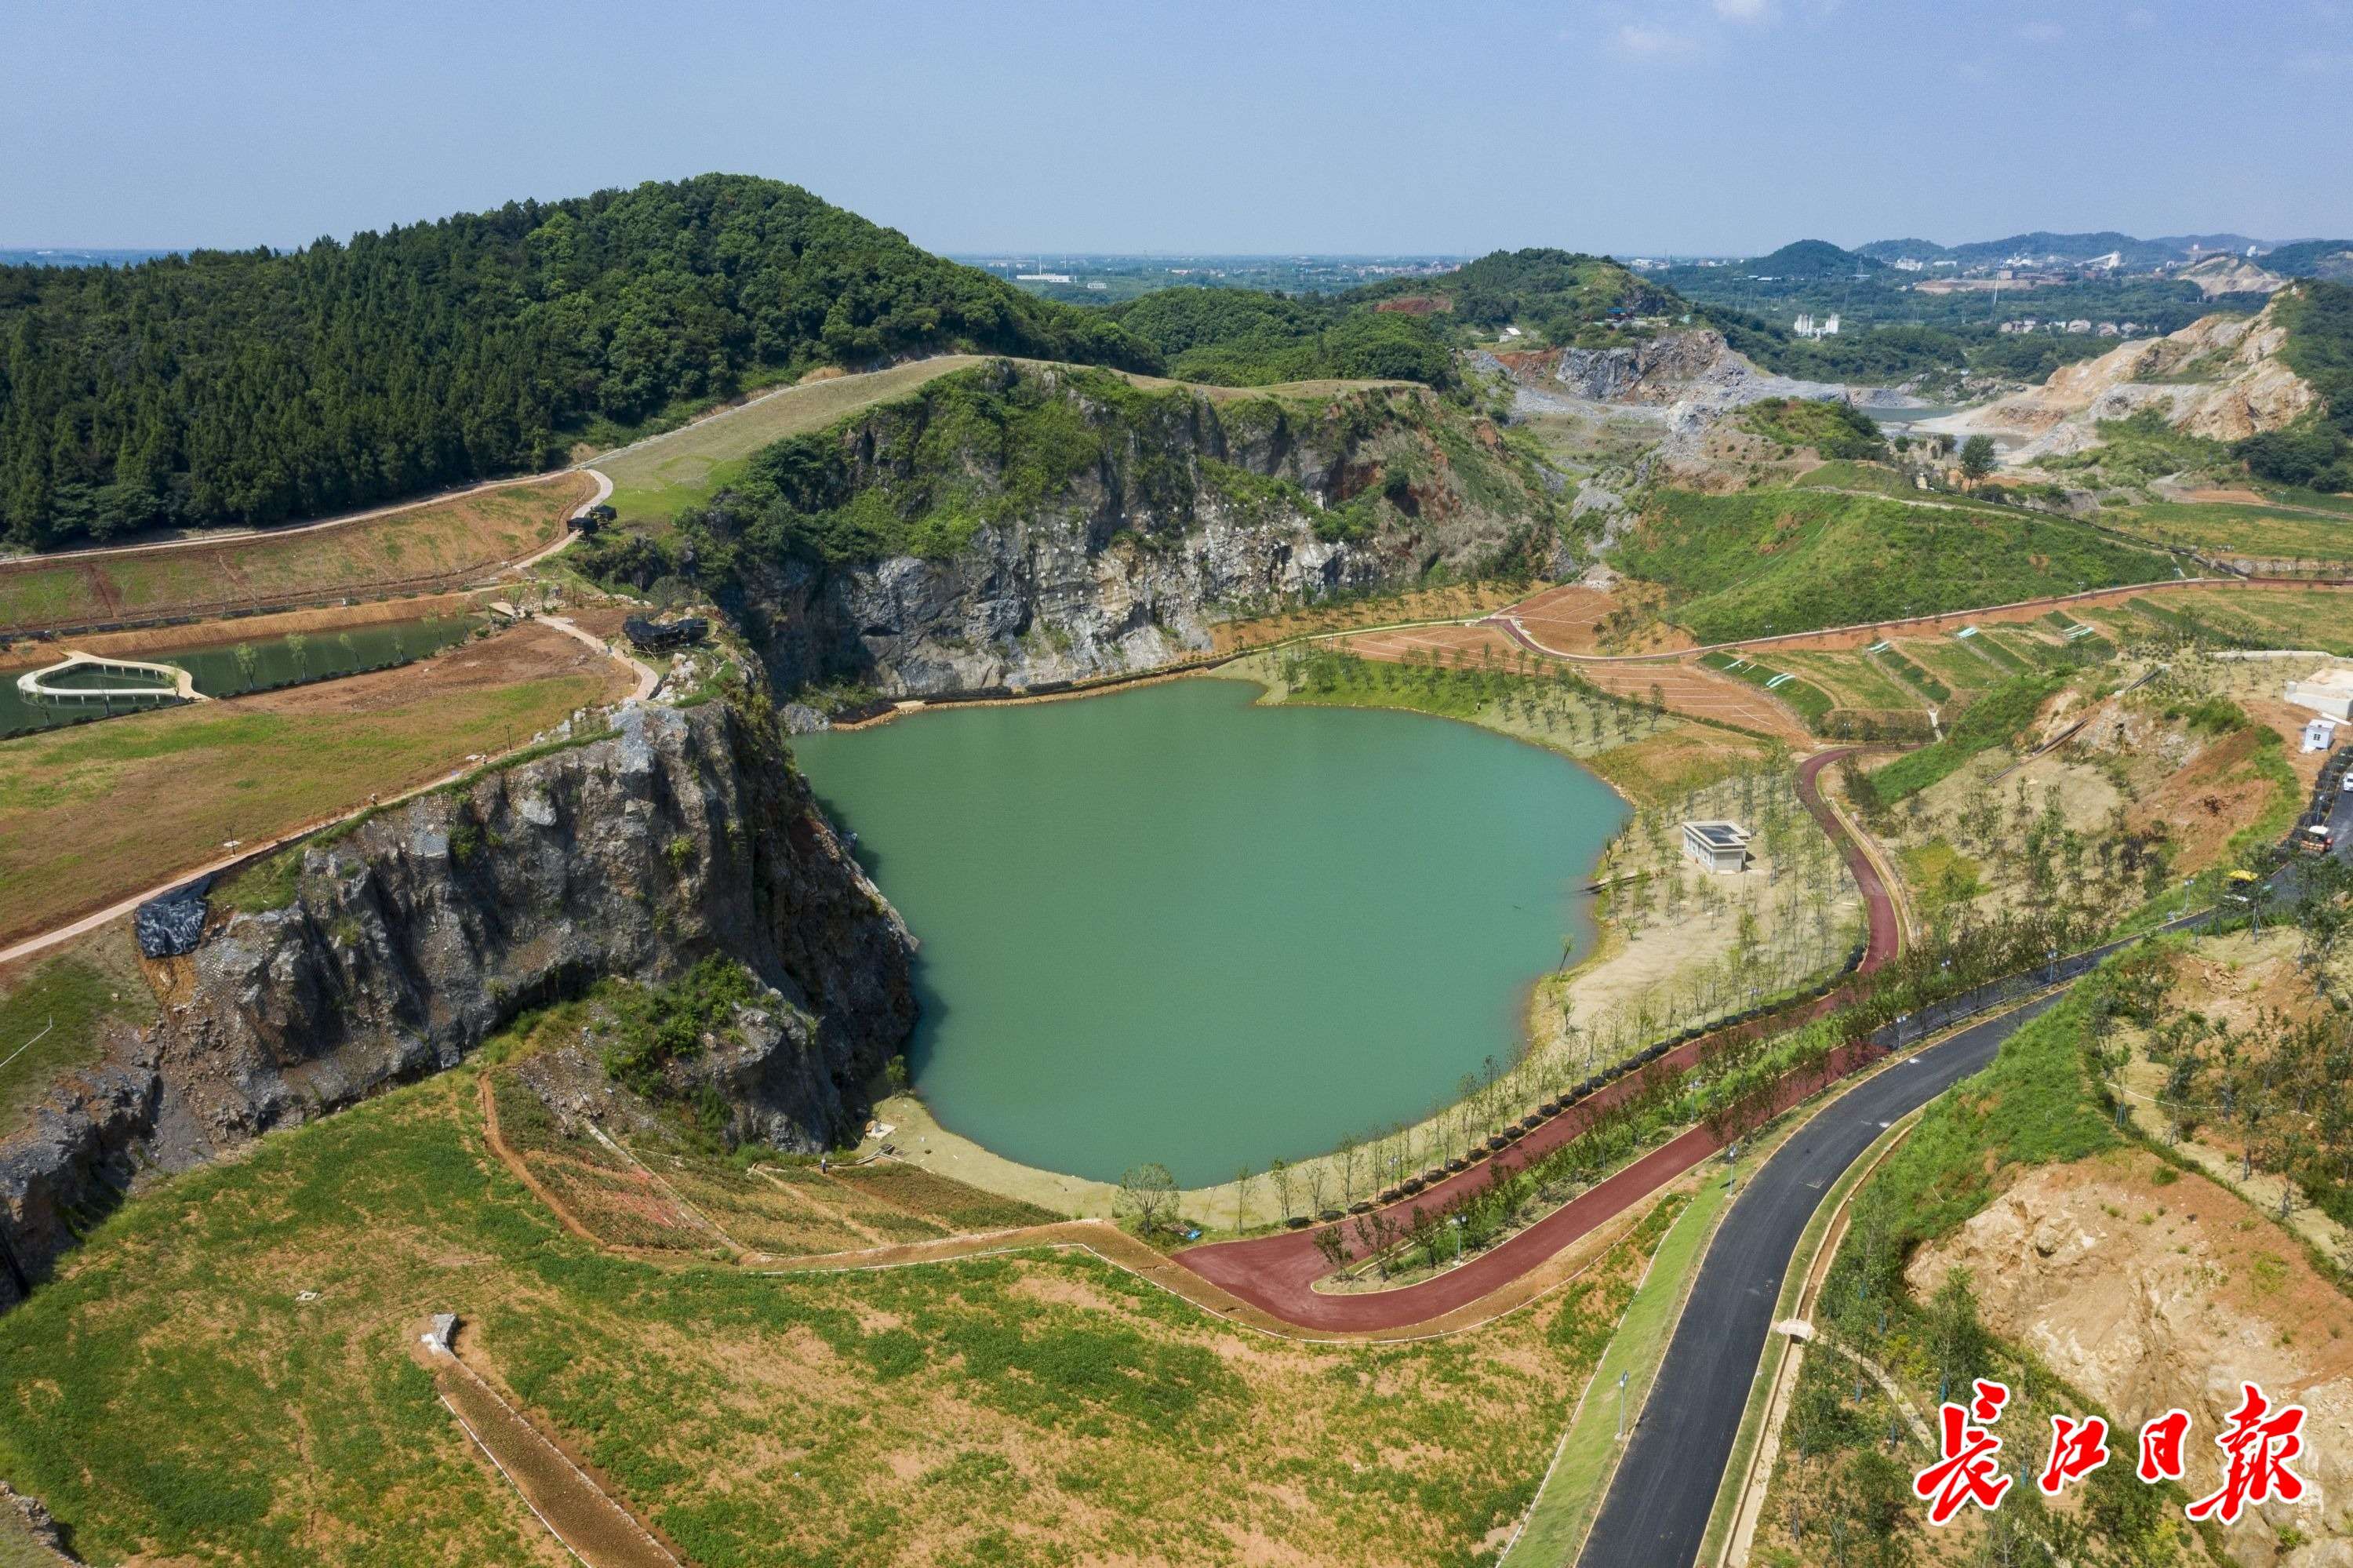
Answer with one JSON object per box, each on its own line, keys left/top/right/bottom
{"left": 1575, "top": 989, "right": 2064, "bottom": 1568}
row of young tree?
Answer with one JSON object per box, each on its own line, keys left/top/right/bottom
{"left": 0, "top": 175, "right": 1155, "bottom": 548}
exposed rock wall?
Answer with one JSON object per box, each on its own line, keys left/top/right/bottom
{"left": 1937, "top": 302, "right": 2318, "bottom": 465}
{"left": 703, "top": 366, "right": 1549, "bottom": 696}
{"left": 0, "top": 700, "right": 915, "bottom": 1304}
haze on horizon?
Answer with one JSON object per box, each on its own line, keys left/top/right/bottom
{"left": 5, "top": 0, "right": 2348, "bottom": 258}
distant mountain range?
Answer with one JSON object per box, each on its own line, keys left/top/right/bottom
{"left": 0, "top": 247, "right": 180, "bottom": 268}
{"left": 1854, "top": 232, "right": 2282, "bottom": 269}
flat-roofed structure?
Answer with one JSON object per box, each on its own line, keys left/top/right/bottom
{"left": 2286, "top": 667, "right": 2353, "bottom": 721}
{"left": 1682, "top": 819, "right": 1750, "bottom": 874}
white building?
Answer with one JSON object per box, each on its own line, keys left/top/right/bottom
{"left": 2304, "top": 716, "right": 2340, "bottom": 753}
{"left": 1683, "top": 820, "right": 1751, "bottom": 875}
{"left": 1793, "top": 313, "right": 1842, "bottom": 339}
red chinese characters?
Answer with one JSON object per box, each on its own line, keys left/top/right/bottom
{"left": 2038, "top": 1413, "right": 2111, "bottom": 1496}
{"left": 1908, "top": 1383, "right": 2313, "bottom": 1528}
{"left": 2184, "top": 1384, "right": 2308, "bottom": 1526}
{"left": 1915, "top": 1380, "right": 2014, "bottom": 1525}
{"left": 2138, "top": 1408, "right": 2191, "bottom": 1483}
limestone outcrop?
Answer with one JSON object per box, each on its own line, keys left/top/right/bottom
{"left": 0, "top": 700, "right": 915, "bottom": 1307}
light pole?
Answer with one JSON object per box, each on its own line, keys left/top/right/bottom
{"left": 1617, "top": 1370, "right": 1631, "bottom": 1439}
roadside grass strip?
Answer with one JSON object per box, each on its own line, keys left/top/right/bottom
{"left": 1695, "top": 1108, "right": 1923, "bottom": 1566}
{"left": 1500, "top": 1166, "right": 1734, "bottom": 1566}
{"left": 1698, "top": 652, "right": 1833, "bottom": 728}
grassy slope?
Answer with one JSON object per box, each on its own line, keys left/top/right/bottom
{"left": 1502, "top": 1175, "right": 1727, "bottom": 1565}
{"left": 0, "top": 1060, "right": 1644, "bottom": 1568}
{"left": 0, "top": 929, "right": 157, "bottom": 1137}
{"left": 595, "top": 355, "right": 1417, "bottom": 529}
{"left": 1866, "top": 672, "right": 2065, "bottom": 802}
{"left": 2100, "top": 499, "right": 2353, "bottom": 560}
{"left": 0, "top": 659, "right": 613, "bottom": 945}
{"left": 0, "top": 475, "right": 591, "bottom": 637}
{"left": 598, "top": 358, "right": 990, "bottom": 526}
{"left": 1613, "top": 489, "right": 2173, "bottom": 643}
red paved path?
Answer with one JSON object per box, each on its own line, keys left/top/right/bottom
{"left": 1173, "top": 748, "right": 1902, "bottom": 1330}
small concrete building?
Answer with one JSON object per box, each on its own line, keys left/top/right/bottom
{"left": 2306, "top": 716, "right": 2340, "bottom": 753}
{"left": 1683, "top": 820, "right": 1751, "bottom": 874}
{"left": 2286, "top": 667, "right": 2353, "bottom": 721}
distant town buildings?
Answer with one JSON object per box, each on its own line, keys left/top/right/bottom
{"left": 1792, "top": 312, "right": 1841, "bottom": 338}
{"left": 1995, "top": 318, "right": 2144, "bottom": 338}
{"left": 1015, "top": 272, "right": 1074, "bottom": 284}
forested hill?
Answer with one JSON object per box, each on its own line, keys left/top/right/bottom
{"left": 0, "top": 174, "right": 1155, "bottom": 549}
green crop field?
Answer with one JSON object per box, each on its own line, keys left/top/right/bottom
{"left": 1893, "top": 637, "right": 1999, "bottom": 693}
{"left": 1872, "top": 646, "right": 1950, "bottom": 703}
{"left": 1766, "top": 649, "right": 1922, "bottom": 712}
{"left": 1612, "top": 488, "right": 2172, "bottom": 643}
{"left": 0, "top": 1056, "right": 1657, "bottom": 1567}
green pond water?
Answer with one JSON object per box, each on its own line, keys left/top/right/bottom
{"left": 0, "top": 615, "right": 478, "bottom": 738}
{"left": 791, "top": 676, "right": 1627, "bottom": 1187}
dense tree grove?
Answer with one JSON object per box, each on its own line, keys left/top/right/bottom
{"left": 0, "top": 174, "right": 1154, "bottom": 548}
{"left": 1107, "top": 287, "right": 1456, "bottom": 387}
{"left": 1342, "top": 246, "right": 1672, "bottom": 340}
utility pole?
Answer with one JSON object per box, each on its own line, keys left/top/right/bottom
{"left": 1617, "top": 1370, "right": 1631, "bottom": 1439}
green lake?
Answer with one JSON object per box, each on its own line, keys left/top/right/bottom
{"left": 792, "top": 676, "right": 1627, "bottom": 1187}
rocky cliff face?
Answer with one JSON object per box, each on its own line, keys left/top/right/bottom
{"left": 1941, "top": 302, "right": 2318, "bottom": 465}
{"left": 693, "top": 364, "right": 1552, "bottom": 697}
{"left": 0, "top": 700, "right": 915, "bottom": 1306}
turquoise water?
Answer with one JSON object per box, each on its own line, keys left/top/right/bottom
{"left": 0, "top": 615, "right": 478, "bottom": 738}
{"left": 792, "top": 677, "right": 1627, "bottom": 1186}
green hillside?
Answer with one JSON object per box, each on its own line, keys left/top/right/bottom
{"left": 1747, "top": 240, "right": 1882, "bottom": 278}
{"left": 1612, "top": 488, "right": 2173, "bottom": 642}
{"left": 1341, "top": 248, "right": 1675, "bottom": 346}
{"left": 0, "top": 174, "right": 1154, "bottom": 548}
{"left": 2238, "top": 281, "right": 2353, "bottom": 493}
{"left": 2263, "top": 240, "right": 2353, "bottom": 282}
{"left": 1107, "top": 289, "right": 1454, "bottom": 387}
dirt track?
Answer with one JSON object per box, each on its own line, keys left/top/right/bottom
{"left": 433, "top": 1340, "right": 682, "bottom": 1567}
{"left": 1337, "top": 617, "right": 1815, "bottom": 744}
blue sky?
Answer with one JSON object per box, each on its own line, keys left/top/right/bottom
{"left": 5, "top": 0, "right": 2348, "bottom": 255}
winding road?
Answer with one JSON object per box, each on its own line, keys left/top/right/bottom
{"left": 1575, "top": 990, "right": 2060, "bottom": 1567}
